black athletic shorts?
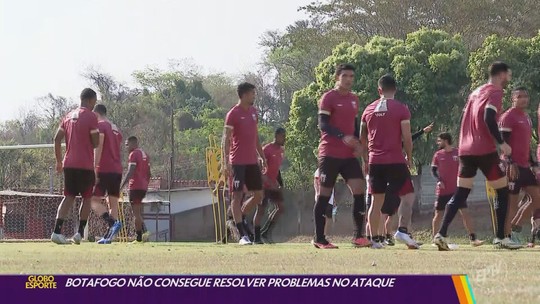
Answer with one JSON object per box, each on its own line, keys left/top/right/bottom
{"left": 129, "top": 190, "right": 147, "bottom": 204}
{"left": 509, "top": 166, "right": 538, "bottom": 195}
{"left": 318, "top": 157, "right": 364, "bottom": 188}
{"left": 435, "top": 194, "right": 454, "bottom": 211}
{"left": 93, "top": 173, "right": 122, "bottom": 197}
{"left": 263, "top": 188, "right": 284, "bottom": 202}
{"left": 63, "top": 168, "right": 95, "bottom": 199}
{"left": 459, "top": 152, "right": 505, "bottom": 181}
{"left": 232, "top": 164, "right": 262, "bottom": 192}
{"left": 368, "top": 163, "right": 409, "bottom": 195}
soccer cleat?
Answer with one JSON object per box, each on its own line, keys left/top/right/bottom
{"left": 394, "top": 231, "right": 419, "bottom": 249}
{"left": 409, "top": 233, "right": 423, "bottom": 246}
{"left": 470, "top": 239, "right": 484, "bottom": 247}
{"left": 384, "top": 234, "right": 395, "bottom": 246}
{"left": 70, "top": 233, "right": 82, "bottom": 245}
{"left": 370, "top": 241, "right": 384, "bottom": 249}
{"left": 494, "top": 237, "right": 522, "bottom": 250}
{"left": 239, "top": 236, "right": 252, "bottom": 245}
{"left": 433, "top": 233, "right": 451, "bottom": 251}
{"left": 311, "top": 239, "right": 338, "bottom": 249}
{"left": 97, "top": 238, "right": 112, "bottom": 244}
{"left": 142, "top": 231, "right": 151, "bottom": 242}
{"left": 527, "top": 242, "right": 535, "bottom": 248}
{"left": 352, "top": 237, "right": 372, "bottom": 248}
{"left": 51, "top": 233, "right": 70, "bottom": 245}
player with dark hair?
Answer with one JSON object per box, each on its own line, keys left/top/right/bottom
{"left": 52, "top": 88, "right": 100, "bottom": 244}
{"left": 313, "top": 63, "right": 369, "bottom": 249}
{"left": 498, "top": 86, "right": 540, "bottom": 245}
{"left": 431, "top": 132, "right": 483, "bottom": 246}
{"left": 253, "top": 127, "right": 286, "bottom": 244}
{"left": 91, "top": 104, "right": 123, "bottom": 244}
{"left": 361, "top": 74, "right": 413, "bottom": 249}
{"left": 433, "top": 61, "right": 521, "bottom": 250}
{"left": 222, "top": 82, "right": 266, "bottom": 245}
{"left": 120, "top": 136, "right": 151, "bottom": 243}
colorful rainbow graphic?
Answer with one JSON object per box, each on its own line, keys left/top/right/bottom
{"left": 452, "top": 275, "right": 476, "bottom": 304}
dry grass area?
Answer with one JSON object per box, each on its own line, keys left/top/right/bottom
{"left": 1, "top": 241, "right": 539, "bottom": 303}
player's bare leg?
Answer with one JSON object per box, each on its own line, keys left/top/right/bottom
{"left": 241, "top": 190, "right": 264, "bottom": 216}
{"left": 432, "top": 210, "right": 443, "bottom": 238}
{"left": 383, "top": 214, "right": 395, "bottom": 246}
{"left": 368, "top": 193, "right": 385, "bottom": 248}
{"left": 252, "top": 201, "right": 266, "bottom": 244}
{"left": 52, "top": 196, "right": 76, "bottom": 244}
{"left": 231, "top": 191, "right": 251, "bottom": 244}
{"left": 71, "top": 197, "right": 92, "bottom": 244}
{"left": 132, "top": 203, "right": 144, "bottom": 243}
{"left": 395, "top": 193, "right": 419, "bottom": 248}
{"left": 347, "top": 178, "right": 370, "bottom": 247}
{"left": 458, "top": 208, "right": 483, "bottom": 246}
{"left": 261, "top": 199, "right": 283, "bottom": 244}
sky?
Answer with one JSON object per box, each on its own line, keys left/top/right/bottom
{"left": 0, "top": 0, "right": 310, "bottom": 121}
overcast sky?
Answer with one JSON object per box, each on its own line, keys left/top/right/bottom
{"left": 0, "top": 0, "right": 310, "bottom": 121}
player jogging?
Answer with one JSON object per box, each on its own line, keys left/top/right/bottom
{"left": 313, "top": 63, "right": 369, "bottom": 249}
{"left": 361, "top": 74, "right": 413, "bottom": 249}
{"left": 222, "top": 82, "right": 266, "bottom": 245}
{"left": 120, "top": 136, "right": 151, "bottom": 243}
{"left": 498, "top": 87, "right": 540, "bottom": 245}
{"left": 92, "top": 104, "right": 123, "bottom": 244}
{"left": 431, "top": 132, "right": 483, "bottom": 246}
{"left": 433, "top": 61, "right": 521, "bottom": 250}
{"left": 51, "top": 88, "right": 99, "bottom": 244}
{"left": 253, "top": 128, "right": 286, "bottom": 244}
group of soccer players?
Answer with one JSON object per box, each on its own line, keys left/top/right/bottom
{"left": 51, "top": 88, "right": 151, "bottom": 245}
{"left": 313, "top": 61, "right": 539, "bottom": 250}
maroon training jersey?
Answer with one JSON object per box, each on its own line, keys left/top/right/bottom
{"left": 97, "top": 120, "right": 123, "bottom": 174}
{"left": 459, "top": 83, "right": 503, "bottom": 156}
{"left": 432, "top": 148, "right": 459, "bottom": 196}
{"left": 225, "top": 105, "right": 259, "bottom": 165}
{"left": 263, "top": 143, "right": 284, "bottom": 187}
{"left": 499, "top": 107, "right": 532, "bottom": 167}
{"left": 60, "top": 107, "right": 99, "bottom": 170}
{"left": 361, "top": 98, "right": 411, "bottom": 164}
{"left": 128, "top": 148, "right": 150, "bottom": 190}
{"left": 318, "top": 90, "right": 359, "bottom": 159}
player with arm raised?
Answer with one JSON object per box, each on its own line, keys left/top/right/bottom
{"left": 51, "top": 88, "right": 99, "bottom": 244}
{"left": 312, "top": 63, "right": 369, "bottom": 249}
{"left": 433, "top": 61, "right": 521, "bottom": 250}
{"left": 120, "top": 136, "right": 150, "bottom": 243}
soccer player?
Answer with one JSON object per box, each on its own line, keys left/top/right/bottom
{"left": 51, "top": 88, "right": 99, "bottom": 244}
{"left": 120, "top": 136, "right": 151, "bottom": 243}
{"left": 92, "top": 104, "right": 123, "bottom": 244}
{"left": 222, "top": 82, "right": 266, "bottom": 245}
{"left": 431, "top": 132, "right": 483, "bottom": 246}
{"left": 314, "top": 168, "right": 336, "bottom": 236}
{"left": 253, "top": 128, "right": 286, "bottom": 244}
{"left": 499, "top": 86, "right": 540, "bottom": 245}
{"left": 313, "top": 63, "right": 369, "bottom": 249}
{"left": 433, "top": 61, "right": 521, "bottom": 250}
{"left": 361, "top": 74, "right": 413, "bottom": 249}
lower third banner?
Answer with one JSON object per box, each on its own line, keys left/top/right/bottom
{"left": 2, "top": 274, "right": 475, "bottom": 304}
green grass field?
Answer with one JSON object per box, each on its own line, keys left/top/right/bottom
{"left": 1, "top": 241, "right": 539, "bottom": 303}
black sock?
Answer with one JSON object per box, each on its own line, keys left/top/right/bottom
{"left": 385, "top": 234, "right": 392, "bottom": 240}
{"left": 439, "top": 187, "right": 471, "bottom": 237}
{"left": 352, "top": 194, "right": 366, "bottom": 238}
{"left": 398, "top": 226, "right": 408, "bottom": 234}
{"left": 495, "top": 187, "right": 509, "bottom": 239}
{"left": 101, "top": 212, "right": 115, "bottom": 227}
{"left": 254, "top": 226, "right": 261, "bottom": 241}
{"left": 469, "top": 233, "right": 477, "bottom": 241}
{"left": 54, "top": 219, "right": 64, "bottom": 234}
{"left": 314, "top": 196, "right": 330, "bottom": 242}
{"left": 235, "top": 222, "right": 247, "bottom": 237}
{"left": 136, "top": 230, "right": 142, "bottom": 242}
{"left": 78, "top": 220, "right": 87, "bottom": 236}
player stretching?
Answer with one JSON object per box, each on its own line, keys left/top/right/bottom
{"left": 222, "top": 82, "right": 266, "bottom": 245}
{"left": 431, "top": 132, "right": 483, "bottom": 246}
{"left": 52, "top": 88, "right": 99, "bottom": 244}
{"left": 254, "top": 128, "right": 286, "bottom": 244}
{"left": 499, "top": 87, "right": 540, "bottom": 245}
{"left": 313, "top": 63, "right": 369, "bottom": 249}
{"left": 433, "top": 61, "right": 521, "bottom": 250}
{"left": 120, "top": 136, "right": 151, "bottom": 243}
{"left": 92, "top": 104, "right": 123, "bottom": 244}
{"left": 361, "top": 74, "right": 413, "bottom": 249}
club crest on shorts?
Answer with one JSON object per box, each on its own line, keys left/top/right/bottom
{"left": 320, "top": 173, "right": 327, "bottom": 183}
{"left": 351, "top": 100, "right": 357, "bottom": 108}
{"left": 234, "top": 180, "right": 240, "bottom": 189}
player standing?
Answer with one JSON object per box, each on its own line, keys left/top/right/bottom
{"left": 361, "top": 74, "right": 413, "bottom": 249}
{"left": 253, "top": 128, "right": 286, "bottom": 244}
{"left": 433, "top": 61, "right": 521, "bottom": 250}
{"left": 222, "top": 82, "right": 266, "bottom": 245}
{"left": 313, "top": 63, "right": 369, "bottom": 249}
{"left": 499, "top": 87, "right": 540, "bottom": 245}
{"left": 92, "top": 104, "right": 123, "bottom": 244}
{"left": 314, "top": 168, "right": 337, "bottom": 236}
{"left": 51, "top": 88, "right": 99, "bottom": 244}
{"left": 431, "top": 132, "right": 483, "bottom": 246}
{"left": 120, "top": 136, "right": 151, "bottom": 243}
